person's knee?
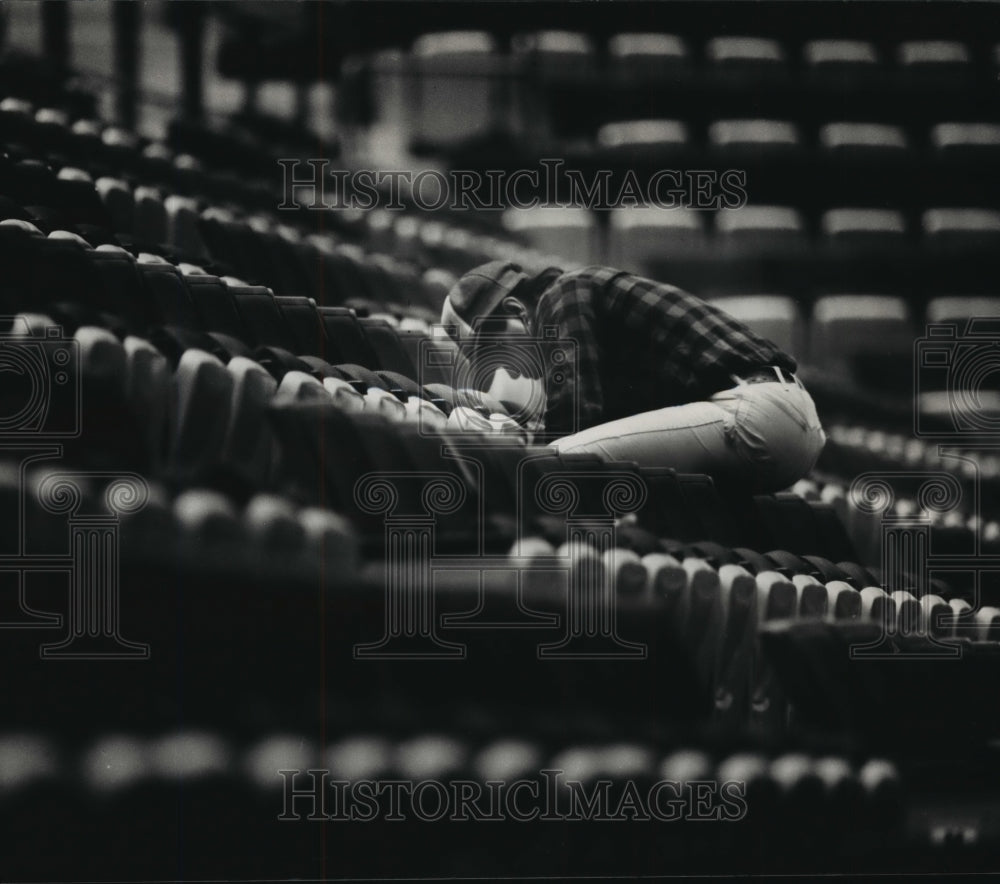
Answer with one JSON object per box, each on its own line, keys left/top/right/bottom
{"left": 760, "top": 432, "right": 825, "bottom": 491}
{"left": 729, "top": 386, "right": 826, "bottom": 491}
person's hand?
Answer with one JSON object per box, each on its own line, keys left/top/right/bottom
{"left": 489, "top": 367, "right": 545, "bottom": 420}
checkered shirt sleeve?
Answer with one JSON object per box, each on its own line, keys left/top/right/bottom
{"left": 533, "top": 266, "right": 797, "bottom": 439}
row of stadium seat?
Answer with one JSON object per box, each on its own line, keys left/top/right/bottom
{"left": 369, "top": 29, "right": 1000, "bottom": 148}
{"left": 507, "top": 204, "right": 1000, "bottom": 258}
{"left": 0, "top": 97, "right": 526, "bottom": 270}
{"left": 5, "top": 129, "right": 992, "bottom": 592}
{"left": 793, "top": 473, "right": 1000, "bottom": 580}
{"left": 5, "top": 100, "right": 992, "bottom": 584}
{"left": 0, "top": 306, "right": 850, "bottom": 554}
{"left": 11, "top": 89, "right": 998, "bottom": 368}
{"left": 0, "top": 726, "right": 906, "bottom": 878}
{"left": 0, "top": 105, "right": 273, "bottom": 210}
{"left": 15, "top": 118, "right": 982, "bottom": 444}
{"left": 595, "top": 119, "right": 1000, "bottom": 152}
{"left": 11, "top": 212, "right": 992, "bottom": 403}
{"left": 570, "top": 125, "right": 1000, "bottom": 210}
{"left": 0, "top": 98, "right": 542, "bottom": 277}
{"left": 818, "top": 425, "right": 1000, "bottom": 489}
{"left": 809, "top": 420, "right": 1000, "bottom": 506}
{"left": 17, "top": 63, "right": 997, "bottom": 296}
{"left": 0, "top": 93, "right": 338, "bottom": 197}
{"left": 10, "top": 448, "right": 994, "bottom": 747}
{"left": 0, "top": 729, "right": 902, "bottom": 804}
{"left": 408, "top": 31, "right": 998, "bottom": 72}
{"left": 499, "top": 210, "right": 1000, "bottom": 301}
{"left": 0, "top": 217, "right": 446, "bottom": 331}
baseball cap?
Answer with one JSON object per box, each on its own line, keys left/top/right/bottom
{"left": 441, "top": 261, "right": 533, "bottom": 339}
{"left": 441, "top": 261, "right": 566, "bottom": 338}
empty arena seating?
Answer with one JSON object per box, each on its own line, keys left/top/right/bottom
{"left": 2, "top": 1, "right": 1000, "bottom": 879}
{"left": 821, "top": 208, "right": 907, "bottom": 249}
{"left": 512, "top": 29, "right": 595, "bottom": 77}
{"left": 596, "top": 118, "right": 690, "bottom": 152}
{"left": 706, "top": 36, "right": 786, "bottom": 71}
{"left": 714, "top": 205, "right": 806, "bottom": 250}
{"left": 803, "top": 38, "right": 879, "bottom": 70}
{"left": 708, "top": 295, "right": 806, "bottom": 358}
{"left": 708, "top": 118, "right": 800, "bottom": 153}
{"left": 607, "top": 32, "right": 689, "bottom": 76}
{"left": 606, "top": 206, "right": 706, "bottom": 271}
{"left": 500, "top": 205, "right": 596, "bottom": 267}
{"left": 807, "top": 295, "right": 915, "bottom": 388}
{"left": 925, "top": 295, "right": 1000, "bottom": 323}
{"left": 411, "top": 31, "right": 500, "bottom": 149}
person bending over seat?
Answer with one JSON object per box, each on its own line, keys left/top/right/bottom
{"left": 440, "top": 261, "right": 826, "bottom": 493}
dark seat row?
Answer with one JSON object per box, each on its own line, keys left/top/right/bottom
{"left": 0, "top": 98, "right": 527, "bottom": 263}
{"left": 0, "top": 219, "right": 444, "bottom": 361}
{"left": 0, "top": 724, "right": 907, "bottom": 879}
{"left": 0, "top": 101, "right": 275, "bottom": 210}
{"left": 466, "top": 138, "right": 1000, "bottom": 217}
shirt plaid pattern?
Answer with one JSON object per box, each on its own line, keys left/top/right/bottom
{"left": 531, "top": 266, "right": 798, "bottom": 439}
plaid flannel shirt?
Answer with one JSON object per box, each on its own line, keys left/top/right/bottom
{"left": 531, "top": 266, "right": 798, "bottom": 440}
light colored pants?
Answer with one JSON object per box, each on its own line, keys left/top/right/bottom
{"left": 549, "top": 372, "right": 827, "bottom": 493}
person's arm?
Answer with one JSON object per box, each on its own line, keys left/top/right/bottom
{"left": 533, "top": 270, "right": 607, "bottom": 440}
{"left": 601, "top": 270, "right": 799, "bottom": 399}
